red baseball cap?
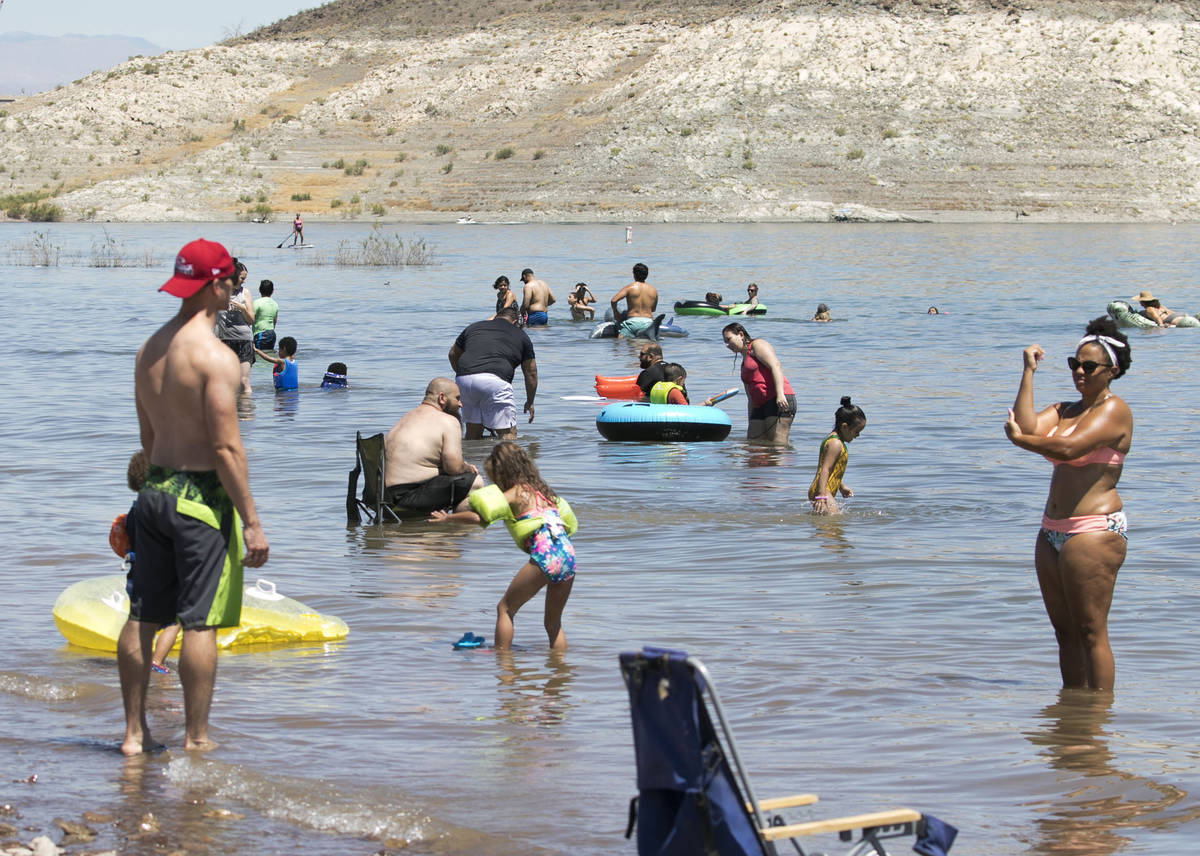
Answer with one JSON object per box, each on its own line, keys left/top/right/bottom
{"left": 159, "top": 239, "right": 235, "bottom": 298}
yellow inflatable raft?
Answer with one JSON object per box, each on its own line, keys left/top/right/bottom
{"left": 52, "top": 574, "right": 349, "bottom": 652}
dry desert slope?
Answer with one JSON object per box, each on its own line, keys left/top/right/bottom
{"left": 2, "top": 0, "right": 1200, "bottom": 222}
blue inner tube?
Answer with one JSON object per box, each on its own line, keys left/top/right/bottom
{"left": 596, "top": 402, "right": 732, "bottom": 442}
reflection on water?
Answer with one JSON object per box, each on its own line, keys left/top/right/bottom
{"left": 235, "top": 392, "right": 257, "bottom": 422}
{"left": 493, "top": 651, "right": 576, "bottom": 729}
{"left": 810, "top": 514, "right": 852, "bottom": 555}
{"left": 272, "top": 388, "right": 300, "bottom": 417}
{"left": 1024, "top": 690, "right": 1199, "bottom": 856}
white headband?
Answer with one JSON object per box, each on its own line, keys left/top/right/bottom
{"left": 1077, "top": 334, "right": 1126, "bottom": 367}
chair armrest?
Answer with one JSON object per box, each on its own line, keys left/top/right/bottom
{"left": 761, "top": 808, "right": 921, "bottom": 841}
{"left": 752, "top": 794, "right": 820, "bottom": 812}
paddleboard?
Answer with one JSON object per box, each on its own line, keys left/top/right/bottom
{"left": 285, "top": 243, "right": 315, "bottom": 250}
{"left": 52, "top": 574, "right": 348, "bottom": 652}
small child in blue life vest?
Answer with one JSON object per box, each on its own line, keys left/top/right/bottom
{"left": 320, "top": 361, "right": 349, "bottom": 389}
{"left": 254, "top": 336, "right": 298, "bottom": 390}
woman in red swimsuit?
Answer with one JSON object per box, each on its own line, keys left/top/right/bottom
{"left": 722, "top": 322, "right": 796, "bottom": 445}
{"left": 1005, "top": 317, "right": 1132, "bottom": 691}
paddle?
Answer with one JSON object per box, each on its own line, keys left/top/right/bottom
{"left": 276, "top": 231, "right": 294, "bottom": 249}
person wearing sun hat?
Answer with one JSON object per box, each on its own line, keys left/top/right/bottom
{"left": 119, "top": 239, "right": 269, "bottom": 756}
{"left": 1130, "top": 289, "right": 1178, "bottom": 327}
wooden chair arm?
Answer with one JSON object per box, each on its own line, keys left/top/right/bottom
{"left": 751, "top": 794, "right": 820, "bottom": 812}
{"left": 761, "top": 808, "right": 921, "bottom": 841}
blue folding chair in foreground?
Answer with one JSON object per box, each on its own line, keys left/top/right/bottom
{"left": 619, "top": 647, "right": 957, "bottom": 856}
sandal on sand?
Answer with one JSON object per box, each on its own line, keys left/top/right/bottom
{"left": 150, "top": 662, "right": 171, "bottom": 675}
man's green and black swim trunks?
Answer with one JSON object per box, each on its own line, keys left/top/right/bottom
{"left": 129, "top": 465, "right": 243, "bottom": 629}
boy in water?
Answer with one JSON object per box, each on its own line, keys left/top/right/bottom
{"left": 254, "top": 336, "right": 299, "bottom": 390}
{"left": 650, "top": 363, "right": 690, "bottom": 405}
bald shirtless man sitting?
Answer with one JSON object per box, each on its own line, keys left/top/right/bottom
{"left": 383, "top": 378, "right": 484, "bottom": 515}
{"left": 520, "top": 268, "right": 556, "bottom": 327}
{"left": 610, "top": 262, "right": 659, "bottom": 338}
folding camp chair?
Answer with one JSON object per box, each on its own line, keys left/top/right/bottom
{"left": 620, "top": 647, "right": 957, "bottom": 856}
{"left": 346, "top": 431, "right": 401, "bottom": 525}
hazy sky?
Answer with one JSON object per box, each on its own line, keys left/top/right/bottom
{"left": 0, "top": 0, "right": 319, "bottom": 50}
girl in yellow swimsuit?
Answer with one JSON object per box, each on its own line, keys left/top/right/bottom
{"left": 1004, "top": 317, "right": 1133, "bottom": 691}
{"left": 808, "top": 396, "right": 866, "bottom": 515}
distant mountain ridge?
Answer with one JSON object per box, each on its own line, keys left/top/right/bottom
{"left": 2, "top": 0, "right": 1199, "bottom": 223}
{"left": 0, "top": 32, "right": 163, "bottom": 95}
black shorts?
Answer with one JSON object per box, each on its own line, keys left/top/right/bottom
{"left": 129, "top": 467, "right": 243, "bottom": 629}
{"left": 749, "top": 394, "right": 796, "bottom": 421}
{"left": 385, "top": 471, "right": 477, "bottom": 513}
{"left": 222, "top": 337, "right": 254, "bottom": 364}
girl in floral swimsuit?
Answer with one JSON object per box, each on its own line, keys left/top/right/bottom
{"left": 1004, "top": 317, "right": 1133, "bottom": 691}
{"left": 431, "top": 442, "right": 575, "bottom": 650}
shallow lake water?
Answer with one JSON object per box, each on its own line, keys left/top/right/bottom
{"left": 1, "top": 220, "right": 1198, "bottom": 854}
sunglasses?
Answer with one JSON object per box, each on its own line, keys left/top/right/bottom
{"left": 1067, "top": 357, "right": 1111, "bottom": 373}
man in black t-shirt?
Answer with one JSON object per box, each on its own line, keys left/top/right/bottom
{"left": 448, "top": 305, "right": 538, "bottom": 439}
{"left": 635, "top": 342, "right": 666, "bottom": 398}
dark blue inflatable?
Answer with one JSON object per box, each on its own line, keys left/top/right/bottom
{"left": 596, "top": 402, "right": 732, "bottom": 442}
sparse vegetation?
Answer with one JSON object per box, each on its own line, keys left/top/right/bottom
{"left": 89, "top": 229, "right": 154, "bottom": 267}
{"left": 345, "top": 159, "right": 368, "bottom": 176}
{"left": 321, "top": 225, "right": 435, "bottom": 266}
{"left": 847, "top": 148, "right": 864, "bottom": 160}
{"left": 435, "top": 143, "right": 452, "bottom": 156}
{"left": 291, "top": 192, "right": 312, "bottom": 201}
{"left": 532, "top": 150, "right": 545, "bottom": 160}
{"left": 495, "top": 147, "right": 515, "bottom": 160}
{"left": 441, "top": 162, "right": 453, "bottom": 174}
{"left": 10, "top": 230, "right": 61, "bottom": 265}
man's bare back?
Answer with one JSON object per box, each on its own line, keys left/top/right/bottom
{"left": 137, "top": 317, "right": 241, "bottom": 471}
{"left": 135, "top": 285, "right": 268, "bottom": 566}
{"left": 385, "top": 379, "right": 474, "bottom": 486}
{"left": 611, "top": 280, "right": 658, "bottom": 320}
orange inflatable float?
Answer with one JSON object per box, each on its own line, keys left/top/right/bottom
{"left": 594, "top": 374, "right": 642, "bottom": 400}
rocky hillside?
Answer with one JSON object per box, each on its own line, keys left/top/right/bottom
{"left": 2, "top": 0, "right": 1199, "bottom": 222}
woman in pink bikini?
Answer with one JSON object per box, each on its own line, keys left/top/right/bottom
{"left": 1005, "top": 317, "right": 1132, "bottom": 691}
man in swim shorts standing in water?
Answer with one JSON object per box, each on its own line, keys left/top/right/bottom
{"left": 449, "top": 305, "right": 537, "bottom": 439}
{"left": 610, "top": 262, "right": 658, "bottom": 338}
{"left": 519, "top": 268, "right": 556, "bottom": 327}
{"left": 121, "top": 239, "right": 269, "bottom": 755}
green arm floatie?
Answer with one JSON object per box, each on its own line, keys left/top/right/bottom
{"left": 468, "top": 485, "right": 577, "bottom": 550}
{"left": 467, "top": 484, "right": 512, "bottom": 527}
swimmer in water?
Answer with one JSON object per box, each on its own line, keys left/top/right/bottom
{"left": 567, "top": 282, "right": 596, "bottom": 321}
